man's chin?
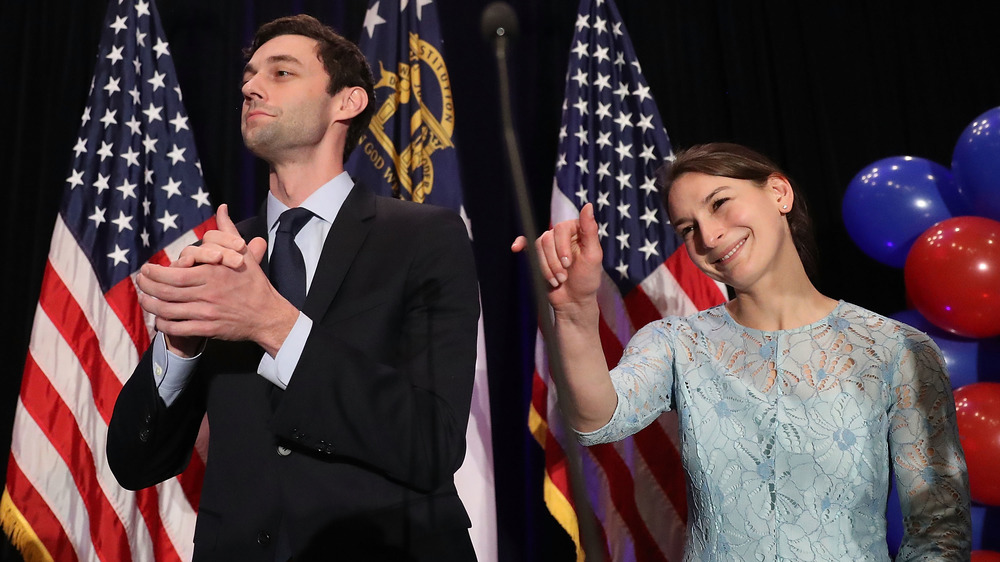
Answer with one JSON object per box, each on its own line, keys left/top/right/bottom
{"left": 242, "top": 134, "right": 273, "bottom": 158}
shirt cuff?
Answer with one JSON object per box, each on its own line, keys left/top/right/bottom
{"left": 152, "top": 332, "right": 201, "bottom": 407}
{"left": 257, "top": 312, "right": 313, "bottom": 390}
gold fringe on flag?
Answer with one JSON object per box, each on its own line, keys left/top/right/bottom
{"left": 529, "top": 405, "right": 586, "bottom": 562}
{"left": 0, "top": 488, "right": 54, "bottom": 562}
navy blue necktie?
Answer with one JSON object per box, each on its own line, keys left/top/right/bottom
{"left": 270, "top": 207, "right": 314, "bottom": 310}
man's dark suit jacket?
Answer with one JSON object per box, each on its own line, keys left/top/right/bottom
{"left": 107, "top": 182, "right": 481, "bottom": 561}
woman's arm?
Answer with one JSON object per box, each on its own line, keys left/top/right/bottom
{"left": 889, "top": 330, "right": 971, "bottom": 561}
{"left": 513, "top": 203, "right": 617, "bottom": 431}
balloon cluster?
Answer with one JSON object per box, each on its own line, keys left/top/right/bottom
{"left": 843, "top": 107, "right": 1000, "bottom": 554}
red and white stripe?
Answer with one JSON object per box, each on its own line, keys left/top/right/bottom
{"left": 529, "top": 189, "right": 726, "bottom": 561}
{"left": 3, "top": 214, "right": 215, "bottom": 562}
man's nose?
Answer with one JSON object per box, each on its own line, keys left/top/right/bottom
{"left": 241, "top": 75, "right": 263, "bottom": 101}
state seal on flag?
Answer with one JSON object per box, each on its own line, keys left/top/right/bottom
{"left": 361, "top": 31, "right": 455, "bottom": 203}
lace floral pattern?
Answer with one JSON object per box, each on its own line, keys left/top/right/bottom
{"left": 578, "top": 301, "right": 971, "bottom": 561}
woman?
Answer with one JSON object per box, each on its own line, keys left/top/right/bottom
{"left": 513, "top": 143, "right": 971, "bottom": 560}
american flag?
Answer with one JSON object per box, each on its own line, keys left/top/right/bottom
{"left": 347, "top": 1, "right": 497, "bottom": 560}
{"left": 528, "top": 0, "right": 726, "bottom": 560}
{"left": 2, "top": 0, "right": 214, "bottom": 560}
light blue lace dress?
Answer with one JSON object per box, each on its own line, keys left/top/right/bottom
{"left": 577, "top": 301, "right": 970, "bottom": 561}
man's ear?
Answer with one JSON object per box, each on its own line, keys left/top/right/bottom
{"left": 336, "top": 86, "right": 368, "bottom": 120}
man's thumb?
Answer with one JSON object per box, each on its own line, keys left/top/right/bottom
{"left": 247, "top": 237, "right": 267, "bottom": 264}
{"left": 216, "top": 203, "right": 239, "bottom": 234}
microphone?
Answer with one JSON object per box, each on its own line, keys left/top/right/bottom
{"left": 480, "top": 1, "right": 519, "bottom": 42}
{"left": 481, "top": 3, "right": 606, "bottom": 561}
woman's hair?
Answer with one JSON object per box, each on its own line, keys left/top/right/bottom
{"left": 659, "top": 142, "right": 819, "bottom": 283}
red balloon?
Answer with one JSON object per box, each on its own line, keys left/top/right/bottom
{"left": 905, "top": 216, "right": 1000, "bottom": 338}
{"left": 972, "top": 551, "right": 1000, "bottom": 562}
{"left": 954, "top": 383, "right": 1000, "bottom": 506}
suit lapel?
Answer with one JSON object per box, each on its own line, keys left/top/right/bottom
{"left": 303, "top": 182, "right": 376, "bottom": 319}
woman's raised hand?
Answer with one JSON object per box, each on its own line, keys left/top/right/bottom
{"left": 511, "top": 203, "right": 604, "bottom": 310}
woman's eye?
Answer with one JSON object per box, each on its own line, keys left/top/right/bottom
{"left": 679, "top": 225, "right": 694, "bottom": 238}
{"left": 712, "top": 197, "right": 729, "bottom": 210}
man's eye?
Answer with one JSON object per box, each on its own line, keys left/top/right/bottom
{"left": 678, "top": 225, "right": 694, "bottom": 238}
{"left": 276, "top": 70, "right": 291, "bottom": 77}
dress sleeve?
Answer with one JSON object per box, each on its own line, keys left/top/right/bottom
{"left": 889, "top": 329, "right": 971, "bottom": 561}
{"left": 577, "top": 319, "right": 675, "bottom": 445}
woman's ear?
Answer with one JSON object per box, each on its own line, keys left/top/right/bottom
{"left": 768, "top": 173, "right": 794, "bottom": 214}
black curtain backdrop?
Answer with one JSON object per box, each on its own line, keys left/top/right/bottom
{"left": 2, "top": 1, "right": 998, "bottom": 561}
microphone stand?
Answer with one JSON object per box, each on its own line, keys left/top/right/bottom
{"left": 483, "top": 3, "right": 606, "bottom": 561}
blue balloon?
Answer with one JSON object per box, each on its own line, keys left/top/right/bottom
{"left": 891, "top": 309, "right": 1000, "bottom": 389}
{"left": 952, "top": 106, "right": 1000, "bottom": 221}
{"left": 886, "top": 478, "right": 903, "bottom": 556}
{"left": 983, "top": 506, "right": 1000, "bottom": 551}
{"left": 972, "top": 504, "right": 992, "bottom": 551}
{"left": 843, "top": 156, "right": 954, "bottom": 268}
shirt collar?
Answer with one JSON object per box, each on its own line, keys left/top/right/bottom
{"left": 266, "top": 171, "right": 355, "bottom": 231}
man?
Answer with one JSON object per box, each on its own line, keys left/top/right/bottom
{"left": 107, "top": 15, "right": 480, "bottom": 561}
